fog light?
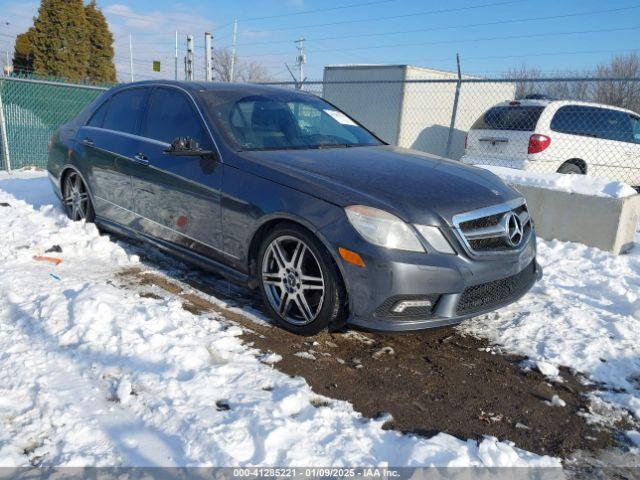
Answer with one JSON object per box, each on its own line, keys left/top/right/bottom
{"left": 392, "top": 299, "right": 433, "bottom": 313}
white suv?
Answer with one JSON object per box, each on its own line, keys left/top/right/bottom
{"left": 462, "top": 99, "right": 640, "bottom": 187}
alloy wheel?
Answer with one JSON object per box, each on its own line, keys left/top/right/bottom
{"left": 261, "top": 235, "right": 325, "bottom": 326}
{"left": 63, "top": 172, "right": 89, "bottom": 221}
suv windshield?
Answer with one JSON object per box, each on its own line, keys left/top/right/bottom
{"left": 472, "top": 105, "right": 545, "bottom": 132}
{"left": 200, "top": 90, "right": 382, "bottom": 151}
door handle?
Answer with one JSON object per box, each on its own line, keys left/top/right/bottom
{"left": 82, "top": 138, "right": 94, "bottom": 147}
{"left": 132, "top": 153, "right": 149, "bottom": 166}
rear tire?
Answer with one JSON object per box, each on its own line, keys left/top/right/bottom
{"left": 62, "top": 171, "right": 95, "bottom": 222}
{"left": 557, "top": 162, "right": 583, "bottom": 175}
{"left": 257, "top": 224, "right": 347, "bottom": 336}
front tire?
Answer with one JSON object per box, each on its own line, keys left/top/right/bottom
{"left": 62, "top": 171, "right": 95, "bottom": 222}
{"left": 258, "top": 224, "right": 347, "bottom": 336}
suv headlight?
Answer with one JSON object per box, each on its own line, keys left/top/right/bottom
{"left": 345, "top": 205, "right": 424, "bottom": 252}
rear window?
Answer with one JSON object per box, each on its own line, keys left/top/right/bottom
{"left": 471, "top": 105, "right": 544, "bottom": 131}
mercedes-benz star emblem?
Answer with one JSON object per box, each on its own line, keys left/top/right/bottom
{"left": 503, "top": 212, "right": 524, "bottom": 247}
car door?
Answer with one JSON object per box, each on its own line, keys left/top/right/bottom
{"left": 75, "top": 87, "right": 148, "bottom": 226}
{"left": 549, "top": 105, "right": 604, "bottom": 174}
{"left": 131, "top": 86, "right": 225, "bottom": 260}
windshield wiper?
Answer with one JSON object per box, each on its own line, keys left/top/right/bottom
{"left": 243, "top": 143, "right": 376, "bottom": 152}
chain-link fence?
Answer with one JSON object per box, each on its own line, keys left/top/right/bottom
{"left": 1, "top": 75, "right": 640, "bottom": 188}
{"left": 0, "top": 77, "right": 107, "bottom": 170}
{"left": 261, "top": 76, "right": 640, "bottom": 188}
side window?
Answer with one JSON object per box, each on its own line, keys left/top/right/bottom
{"left": 143, "top": 88, "right": 210, "bottom": 147}
{"left": 87, "top": 99, "right": 109, "bottom": 127}
{"left": 595, "top": 108, "right": 633, "bottom": 143}
{"left": 631, "top": 116, "right": 640, "bottom": 143}
{"left": 102, "top": 88, "right": 148, "bottom": 135}
{"left": 551, "top": 106, "right": 599, "bottom": 137}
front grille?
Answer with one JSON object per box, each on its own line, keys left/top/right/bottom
{"left": 456, "top": 261, "right": 536, "bottom": 315}
{"left": 375, "top": 294, "right": 440, "bottom": 319}
{"left": 453, "top": 200, "right": 532, "bottom": 255}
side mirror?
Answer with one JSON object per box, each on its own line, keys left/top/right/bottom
{"left": 164, "top": 137, "right": 216, "bottom": 158}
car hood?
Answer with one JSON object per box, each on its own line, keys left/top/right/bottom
{"left": 236, "top": 145, "right": 521, "bottom": 225}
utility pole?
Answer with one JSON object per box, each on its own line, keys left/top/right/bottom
{"left": 174, "top": 31, "right": 178, "bottom": 81}
{"left": 295, "top": 37, "right": 306, "bottom": 86}
{"left": 204, "top": 32, "right": 212, "bottom": 82}
{"left": 185, "top": 34, "right": 194, "bottom": 81}
{"left": 129, "top": 33, "right": 134, "bottom": 82}
{"left": 229, "top": 19, "right": 238, "bottom": 82}
{"left": 286, "top": 38, "right": 306, "bottom": 89}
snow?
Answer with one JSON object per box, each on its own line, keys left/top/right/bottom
{"left": 461, "top": 228, "right": 640, "bottom": 421}
{"left": 0, "top": 169, "right": 558, "bottom": 467}
{"left": 479, "top": 165, "right": 638, "bottom": 198}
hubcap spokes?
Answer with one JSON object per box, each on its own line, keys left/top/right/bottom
{"left": 262, "top": 236, "right": 325, "bottom": 326}
{"left": 64, "top": 173, "right": 88, "bottom": 221}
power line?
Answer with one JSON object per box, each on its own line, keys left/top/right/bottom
{"left": 228, "top": 0, "right": 526, "bottom": 35}
{"left": 227, "top": 5, "right": 640, "bottom": 48}
{"left": 216, "top": 24, "right": 640, "bottom": 59}
{"left": 239, "top": 0, "right": 400, "bottom": 22}
{"left": 304, "top": 24, "right": 640, "bottom": 56}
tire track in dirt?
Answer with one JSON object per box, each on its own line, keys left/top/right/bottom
{"left": 116, "top": 265, "right": 619, "bottom": 460}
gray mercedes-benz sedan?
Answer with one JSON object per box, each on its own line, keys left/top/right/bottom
{"left": 47, "top": 81, "right": 541, "bottom": 335}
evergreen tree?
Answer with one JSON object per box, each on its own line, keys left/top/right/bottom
{"left": 31, "top": 0, "right": 90, "bottom": 81}
{"left": 12, "top": 27, "right": 36, "bottom": 74}
{"left": 85, "top": 0, "right": 116, "bottom": 83}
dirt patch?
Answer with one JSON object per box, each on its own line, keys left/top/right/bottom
{"left": 117, "top": 266, "right": 618, "bottom": 459}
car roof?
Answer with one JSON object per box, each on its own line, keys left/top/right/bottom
{"left": 493, "top": 98, "right": 639, "bottom": 116}
{"left": 111, "top": 80, "right": 311, "bottom": 97}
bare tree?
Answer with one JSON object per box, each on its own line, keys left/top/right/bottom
{"left": 503, "top": 65, "right": 593, "bottom": 101}
{"left": 504, "top": 53, "right": 640, "bottom": 109}
{"left": 211, "top": 48, "right": 272, "bottom": 83}
{"left": 503, "top": 65, "right": 544, "bottom": 99}
{"left": 594, "top": 53, "right": 640, "bottom": 111}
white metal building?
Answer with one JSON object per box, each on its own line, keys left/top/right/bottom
{"left": 322, "top": 65, "right": 517, "bottom": 160}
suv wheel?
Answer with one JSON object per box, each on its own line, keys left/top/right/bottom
{"left": 62, "top": 171, "right": 95, "bottom": 222}
{"left": 258, "top": 224, "right": 347, "bottom": 336}
{"left": 557, "top": 162, "right": 583, "bottom": 175}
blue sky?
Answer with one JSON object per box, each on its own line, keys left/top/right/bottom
{"left": 0, "top": 0, "right": 638, "bottom": 81}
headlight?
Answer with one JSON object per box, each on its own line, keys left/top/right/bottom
{"left": 345, "top": 205, "right": 424, "bottom": 252}
{"left": 414, "top": 225, "right": 456, "bottom": 255}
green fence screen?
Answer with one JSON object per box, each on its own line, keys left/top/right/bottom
{"left": 0, "top": 77, "right": 108, "bottom": 170}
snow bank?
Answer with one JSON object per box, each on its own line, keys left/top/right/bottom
{"left": 479, "top": 165, "right": 638, "bottom": 198}
{"left": 0, "top": 172, "right": 558, "bottom": 467}
{"left": 461, "top": 229, "right": 640, "bottom": 420}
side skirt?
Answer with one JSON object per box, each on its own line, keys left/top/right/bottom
{"left": 95, "top": 215, "right": 252, "bottom": 287}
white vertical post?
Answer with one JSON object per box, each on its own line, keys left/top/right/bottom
{"left": 204, "top": 32, "right": 212, "bottom": 82}
{"left": 174, "top": 31, "right": 178, "bottom": 81}
{"left": 0, "top": 83, "right": 11, "bottom": 172}
{"left": 229, "top": 19, "right": 238, "bottom": 82}
{"left": 129, "top": 33, "right": 134, "bottom": 82}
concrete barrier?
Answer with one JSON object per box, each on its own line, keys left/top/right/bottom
{"left": 509, "top": 184, "right": 640, "bottom": 255}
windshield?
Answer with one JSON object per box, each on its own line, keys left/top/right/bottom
{"left": 200, "top": 90, "right": 382, "bottom": 151}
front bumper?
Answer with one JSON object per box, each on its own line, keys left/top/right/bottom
{"left": 320, "top": 218, "right": 540, "bottom": 332}
{"left": 347, "top": 260, "right": 541, "bottom": 332}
